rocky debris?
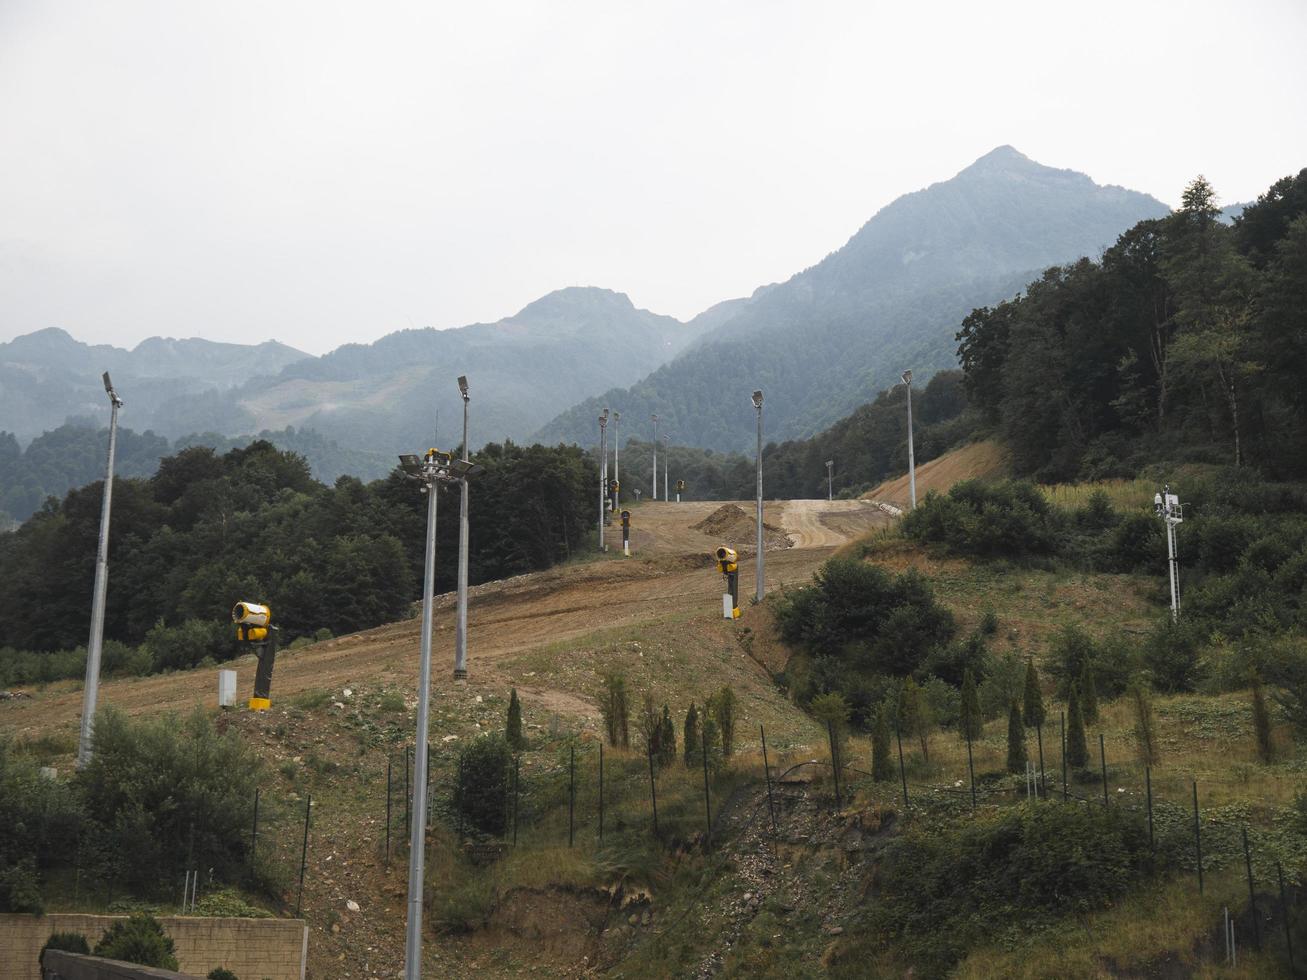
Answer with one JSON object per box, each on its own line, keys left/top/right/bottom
{"left": 691, "top": 504, "right": 792, "bottom": 551}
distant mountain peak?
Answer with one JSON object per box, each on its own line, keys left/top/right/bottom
{"left": 514, "top": 286, "right": 635, "bottom": 320}
{"left": 956, "top": 144, "right": 1049, "bottom": 178}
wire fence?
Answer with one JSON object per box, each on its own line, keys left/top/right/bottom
{"left": 374, "top": 718, "right": 1303, "bottom": 972}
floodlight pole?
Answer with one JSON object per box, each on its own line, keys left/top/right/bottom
{"left": 454, "top": 377, "right": 470, "bottom": 682}
{"left": 663, "top": 434, "right": 669, "bottom": 502}
{"left": 613, "top": 411, "right": 620, "bottom": 509}
{"left": 902, "top": 370, "right": 917, "bottom": 509}
{"left": 826, "top": 460, "right": 834, "bottom": 502}
{"left": 1157, "top": 484, "right": 1182, "bottom": 622}
{"left": 404, "top": 455, "right": 440, "bottom": 980}
{"left": 651, "top": 414, "right": 658, "bottom": 500}
{"left": 753, "top": 390, "right": 764, "bottom": 602}
{"left": 598, "top": 412, "right": 608, "bottom": 550}
{"left": 76, "top": 373, "right": 122, "bottom": 769}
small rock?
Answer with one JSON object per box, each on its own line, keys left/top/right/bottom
{"left": 343, "top": 688, "right": 353, "bottom": 697}
{"left": 475, "top": 695, "right": 483, "bottom": 703}
{"left": 823, "top": 925, "right": 843, "bottom": 936}
{"left": 743, "top": 892, "right": 753, "bottom": 901}
{"left": 346, "top": 899, "right": 360, "bottom": 912}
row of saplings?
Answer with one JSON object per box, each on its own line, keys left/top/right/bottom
{"left": 39, "top": 915, "right": 240, "bottom": 978}
{"left": 853, "top": 656, "right": 1280, "bottom": 783}
{"left": 452, "top": 679, "right": 743, "bottom": 838}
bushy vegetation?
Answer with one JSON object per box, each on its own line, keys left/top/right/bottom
{"left": 40, "top": 931, "right": 90, "bottom": 961}
{"left": 456, "top": 735, "right": 512, "bottom": 837}
{"left": 93, "top": 912, "right": 179, "bottom": 970}
{"left": 0, "top": 708, "right": 264, "bottom": 911}
{"left": 0, "top": 437, "right": 596, "bottom": 680}
{"left": 958, "top": 171, "right": 1307, "bottom": 482}
{"left": 867, "top": 804, "right": 1155, "bottom": 973}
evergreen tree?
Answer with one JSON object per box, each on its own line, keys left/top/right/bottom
{"left": 684, "top": 703, "right": 700, "bottom": 769}
{"left": 701, "top": 714, "right": 723, "bottom": 773}
{"left": 1006, "top": 702, "right": 1027, "bottom": 774}
{"left": 959, "top": 668, "right": 983, "bottom": 742}
{"left": 1066, "top": 685, "right": 1090, "bottom": 769}
{"left": 711, "top": 685, "right": 737, "bottom": 756}
{"left": 1023, "top": 659, "right": 1046, "bottom": 729}
{"left": 1251, "top": 672, "right": 1274, "bottom": 763}
{"left": 600, "top": 672, "right": 631, "bottom": 748}
{"left": 1129, "top": 679, "right": 1159, "bottom": 766}
{"left": 872, "top": 707, "right": 894, "bottom": 782}
{"left": 900, "top": 677, "right": 931, "bottom": 762}
{"left": 506, "top": 688, "right": 524, "bottom": 749}
{"left": 1078, "top": 660, "right": 1099, "bottom": 723}
{"left": 658, "top": 705, "right": 677, "bottom": 767}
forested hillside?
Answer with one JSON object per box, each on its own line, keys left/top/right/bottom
{"left": 536, "top": 147, "right": 1169, "bottom": 451}
{"left": 958, "top": 169, "right": 1307, "bottom": 480}
{"left": 0, "top": 423, "right": 394, "bottom": 525}
{"left": 0, "top": 439, "right": 595, "bottom": 682}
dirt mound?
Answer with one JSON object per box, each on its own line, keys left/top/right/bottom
{"left": 866, "top": 439, "right": 1011, "bottom": 508}
{"left": 692, "top": 504, "right": 790, "bottom": 551}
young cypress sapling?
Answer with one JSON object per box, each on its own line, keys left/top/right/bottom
{"left": 1006, "top": 702, "right": 1027, "bottom": 774}
{"left": 1066, "top": 684, "right": 1090, "bottom": 769}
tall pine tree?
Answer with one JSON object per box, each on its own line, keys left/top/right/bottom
{"left": 683, "top": 703, "right": 700, "bottom": 769}
{"left": 506, "top": 688, "right": 524, "bottom": 749}
{"left": 1079, "top": 661, "right": 1099, "bottom": 723}
{"left": 872, "top": 708, "right": 894, "bottom": 782}
{"left": 959, "top": 668, "right": 982, "bottom": 742}
{"left": 1023, "top": 659, "right": 1046, "bottom": 729}
{"left": 1066, "top": 685, "right": 1090, "bottom": 769}
{"left": 1006, "top": 702, "right": 1027, "bottom": 774}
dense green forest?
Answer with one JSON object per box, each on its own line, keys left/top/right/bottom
{"left": 0, "top": 423, "right": 395, "bottom": 526}
{"left": 958, "top": 170, "right": 1307, "bottom": 480}
{"left": 0, "top": 439, "right": 594, "bottom": 682}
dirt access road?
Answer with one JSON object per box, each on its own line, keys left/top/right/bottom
{"left": 0, "top": 499, "right": 887, "bottom": 741}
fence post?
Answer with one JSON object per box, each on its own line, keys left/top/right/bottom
{"left": 895, "top": 720, "right": 909, "bottom": 809}
{"left": 598, "top": 743, "right": 604, "bottom": 844}
{"left": 456, "top": 756, "right": 465, "bottom": 842}
{"left": 1060, "top": 711, "right": 1067, "bottom": 802}
{"left": 569, "top": 744, "right": 575, "bottom": 848}
{"left": 1099, "top": 733, "right": 1109, "bottom": 807}
{"left": 404, "top": 746, "right": 411, "bottom": 838}
{"left": 295, "top": 794, "right": 311, "bottom": 917}
{"left": 1278, "top": 861, "right": 1296, "bottom": 972}
{"left": 249, "top": 787, "right": 260, "bottom": 881}
{"left": 1145, "top": 766, "right": 1154, "bottom": 852}
{"left": 965, "top": 728, "right": 976, "bottom": 811}
{"left": 827, "top": 720, "right": 842, "bottom": 811}
{"left": 647, "top": 740, "right": 660, "bottom": 838}
{"left": 761, "top": 724, "right": 778, "bottom": 841}
{"left": 1035, "top": 722, "right": 1046, "bottom": 797}
{"left": 512, "top": 756, "right": 520, "bottom": 847}
{"left": 701, "top": 724, "right": 713, "bottom": 851}
{"left": 1193, "top": 781, "right": 1204, "bottom": 895}
{"left": 1242, "top": 827, "right": 1261, "bottom": 950}
{"left": 384, "top": 759, "right": 391, "bottom": 867}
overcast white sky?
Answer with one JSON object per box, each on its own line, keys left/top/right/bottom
{"left": 2, "top": 1, "right": 1304, "bottom": 355}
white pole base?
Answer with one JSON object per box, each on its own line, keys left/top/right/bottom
{"left": 624, "top": 541, "right": 630, "bottom": 557}
{"left": 723, "top": 594, "right": 733, "bottom": 619}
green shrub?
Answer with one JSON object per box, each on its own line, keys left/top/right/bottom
{"left": 1142, "top": 618, "right": 1205, "bottom": 693}
{"left": 208, "top": 968, "right": 240, "bottom": 980}
{"left": 0, "top": 857, "right": 43, "bottom": 914}
{"left": 456, "top": 735, "right": 511, "bottom": 837}
{"left": 902, "top": 479, "right": 1063, "bottom": 559}
{"left": 93, "top": 913, "right": 179, "bottom": 970}
{"left": 75, "top": 707, "right": 262, "bottom": 893}
{"left": 40, "top": 931, "right": 90, "bottom": 962}
{"left": 143, "top": 619, "right": 231, "bottom": 672}
{"left": 977, "top": 651, "right": 1023, "bottom": 720}
{"left": 506, "top": 688, "right": 524, "bottom": 749}
{"left": 869, "top": 803, "right": 1154, "bottom": 973}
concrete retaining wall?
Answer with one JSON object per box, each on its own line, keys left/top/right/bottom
{"left": 40, "top": 949, "right": 195, "bottom": 979}
{"left": 0, "top": 914, "right": 307, "bottom": 980}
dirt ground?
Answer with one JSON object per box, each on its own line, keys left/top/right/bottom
{"left": 865, "top": 439, "right": 1010, "bottom": 510}
{"left": 0, "top": 499, "right": 887, "bottom": 744}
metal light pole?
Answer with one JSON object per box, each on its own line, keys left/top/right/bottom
{"left": 613, "top": 411, "right": 620, "bottom": 509}
{"left": 753, "top": 389, "right": 764, "bottom": 602}
{"left": 902, "top": 370, "right": 917, "bottom": 509}
{"left": 454, "top": 376, "right": 470, "bottom": 682}
{"left": 397, "top": 449, "right": 479, "bottom": 980}
{"left": 76, "top": 371, "right": 123, "bottom": 769}
{"left": 825, "top": 459, "right": 834, "bottom": 502}
{"left": 598, "top": 410, "right": 609, "bottom": 550}
{"left": 651, "top": 414, "right": 658, "bottom": 501}
{"left": 1154, "top": 485, "right": 1183, "bottom": 621}
{"left": 663, "top": 433, "right": 669, "bottom": 503}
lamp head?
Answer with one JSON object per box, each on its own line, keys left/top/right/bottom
{"left": 102, "top": 371, "right": 123, "bottom": 407}
{"left": 901, "top": 370, "right": 912, "bottom": 385}
{"left": 457, "top": 375, "right": 469, "bottom": 398}
{"left": 751, "top": 390, "right": 763, "bottom": 409}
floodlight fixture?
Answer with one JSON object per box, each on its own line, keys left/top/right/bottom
{"left": 752, "top": 389, "right": 763, "bottom": 408}
{"left": 448, "top": 459, "right": 483, "bottom": 479}
{"left": 901, "top": 370, "right": 913, "bottom": 386}
{"left": 457, "top": 375, "right": 469, "bottom": 399}
{"left": 102, "top": 371, "right": 123, "bottom": 408}
{"left": 398, "top": 453, "right": 422, "bottom": 474}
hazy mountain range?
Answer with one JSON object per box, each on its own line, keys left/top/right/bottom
{"left": 3, "top": 146, "right": 1174, "bottom": 477}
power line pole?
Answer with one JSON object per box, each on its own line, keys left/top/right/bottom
{"left": 752, "top": 390, "right": 764, "bottom": 602}
{"left": 454, "top": 376, "right": 470, "bottom": 682}
{"left": 77, "top": 372, "right": 123, "bottom": 769}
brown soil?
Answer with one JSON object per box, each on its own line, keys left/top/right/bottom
{"left": 690, "top": 503, "right": 791, "bottom": 552}
{"left": 866, "top": 439, "right": 1011, "bottom": 509}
